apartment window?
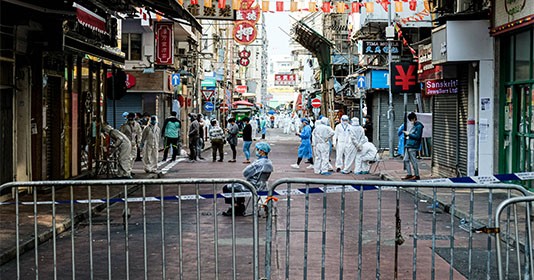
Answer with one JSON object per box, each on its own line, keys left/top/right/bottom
{"left": 121, "top": 33, "right": 142, "bottom": 60}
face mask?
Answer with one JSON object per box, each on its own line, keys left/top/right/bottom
{"left": 255, "top": 151, "right": 261, "bottom": 157}
{"left": 150, "top": 121, "right": 156, "bottom": 125}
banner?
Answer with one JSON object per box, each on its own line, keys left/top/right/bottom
{"left": 155, "top": 23, "right": 173, "bottom": 65}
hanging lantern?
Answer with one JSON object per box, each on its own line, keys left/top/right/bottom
{"left": 364, "top": 2, "right": 374, "bottom": 12}
{"left": 408, "top": 0, "right": 416, "bottom": 10}
{"left": 232, "top": 0, "right": 241, "bottom": 10}
{"left": 178, "top": 0, "right": 184, "bottom": 4}
{"left": 290, "top": 1, "right": 298, "bottom": 11}
{"left": 309, "top": 1, "right": 318, "bottom": 12}
{"left": 276, "top": 1, "right": 284, "bottom": 11}
{"left": 218, "top": 0, "right": 226, "bottom": 8}
{"left": 262, "top": 0, "right": 269, "bottom": 11}
{"left": 322, "top": 1, "right": 331, "bottom": 12}
{"left": 351, "top": 2, "right": 360, "bottom": 13}
{"left": 191, "top": 0, "right": 198, "bottom": 4}
{"left": 395, "top": 1, "right": 403, "bottom": 12}
{"left": 205, "top": 0, "right": 212, "bottom": 7}
{"left": 336, "top": 2, "right": 345, "bottom": 13}
{"left": 379, "top": 0, "right": 389, "bottom": 12}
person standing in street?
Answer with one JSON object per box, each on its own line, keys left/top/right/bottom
{"left": 242, "top": 117, "right": 253, "bottom": 163}
{"left": 333, "top": 115, "right": 352, "bottom": 172}
{"left": 343, "top": 117, "right": 365, "bottom": 174}
{"left": 260, "top": 116, "right": 267, "bottom": 139}
{"left": 161, "top": 111, "right": 181, "bottom": 162}
{"left": 226, "top": 118, "right": 239, "bottom": 162}
{"left": 102, "top": 124, "right": 132, "bottom": 179}
{"left": 363, "top": 115, "right": 373, "bottom": 143}
{"left": 397, "top": 123, "right": 405, "bottom": 157}
{"left": 402, "top": 112, "right": 424, "bottom": 180}
{"left": 196, "top": 114, "right": 206, "bottom": 160}
{"left": 140, "top": 116, "right": 160, "bottom": 174}
{"left": 119, "top": 112, "right": 143, "bottom": 172}
{"left": 312, "top": 117, "right": 335, "bottom": 175}
{"left": 291, "top": 118, "right": 314, "bottom": 169}
{"left": 209, "top": 119, "right": 225, "bottom": 162}
{"left": 188, "top": 113, "right": 200, "bottom": 162}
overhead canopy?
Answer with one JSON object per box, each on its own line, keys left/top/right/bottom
{"left": 233, "top": 100, "right": 254, "bottom": 107}
{"left": 291, "top": 21, "right": 333, "bottom": 83}
{"left": 134, "top": 0, "right": 202, "bottom": 32}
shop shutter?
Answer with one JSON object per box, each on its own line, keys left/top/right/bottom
{"left": 374, "top": 92, "right": 418, "bottom": 150}
{"left": 106, "top": 93, "right": 142, "bottom": 128}
{"left": 432, "top": 68, "right": 468, "bottom": 178}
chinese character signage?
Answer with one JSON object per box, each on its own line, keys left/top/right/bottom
{"left": 418, "top": 43, "right": 442, "bottom": 82}
{"left": 155, "top": 23, "right": 173, "bottom": 65}
{"left": 274, "top": 74, "right": 296, "bottom": 86}
{"left": 425, "top": 79, "right": 459, "bottom": 96}
{"left": 362, "top": 40, "right": 401, "bottom": 55}
{"left": 183, "top": 0, "right": 235, "bottom": 20}
{"left": 233, "top": 0, "right": 259, "bottom": 45}
{"left": 390, "top": 63, "right": 419, "bottom": 93}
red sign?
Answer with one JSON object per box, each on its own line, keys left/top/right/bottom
{"left": 235, "top": 0, "right": 260, "bottom": 23}
{"left": 390, "top": 63, "right": 419, "bottom": 93}
{"left": 233, "top": 21, "right": 257, "bottom": 45}
{"left": 274, "top": 74, "right": 296, "bottom": 86}
{"left": 202, "top": 90, "right": 215, "bottom": 101}
{"left": 239, "top": 58, "right": 250, "bottom": 66}
{"left": 311, "top": 98, "right": 321, "bottom": 108}
{"left": 106, "top": 72, "right": 136, "bottom": 89}
{"left": 74, "top": 3, "right": 107, "bottom": 35}
{"left": 418, "top": 43, "right": 443, "bottom": 82}
{"left": 235, "top": 85, "right": 247, "bottom": 93}
{"left": 155, "top": 23, "right": 173, "bottom": 65}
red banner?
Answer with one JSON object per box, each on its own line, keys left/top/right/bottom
{"left": 274, "top": 74, "right": 296, "bottom": 86}
{"left": 233, "top": 21, "right": 257, "bottom": 45}
{"left": 74, "top": 3, "right": 107, "bottom": 34}
{"left": 155, "top": 23, "right": 173, "bottom": 65}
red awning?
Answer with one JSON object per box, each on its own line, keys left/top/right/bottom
{"left": 232, "top": 100, "right": 254, "bottom": 107}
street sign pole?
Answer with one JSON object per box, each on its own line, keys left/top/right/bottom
{"left": 359, "top": 88, "right": 363, "bottom": 125}
{"left": 387, "top": 0, "right": 395, "bottom": 159}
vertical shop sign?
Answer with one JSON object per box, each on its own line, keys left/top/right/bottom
{"left": 155, "top": 23, "right": 174, "bottom": 65}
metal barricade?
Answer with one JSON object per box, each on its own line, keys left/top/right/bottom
{"left": 263, "top": 178, "right": 531, "bottom": 280}
{"left": 495, "top": 196, "right": 534, "bottom": 280}
{"left": 0, "top": 179, "right": 260, "bottom": 280}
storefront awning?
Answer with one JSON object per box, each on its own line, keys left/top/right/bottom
{"left": 135, "top": 0, "right": 202, "bottom": 32}
{"left": 291, "top": 21, "right": 333, "bottom": 83}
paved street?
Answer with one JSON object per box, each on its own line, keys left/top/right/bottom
{"left": 0, "top": 127, "right": 525, "bottom": 279}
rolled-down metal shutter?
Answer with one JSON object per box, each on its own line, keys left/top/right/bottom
{"left": 106, "top": 93, "right": 142, "bottom": 128}
{"left": 432, "top": 68, "right": 468, "bottom": 178}
{"left": 374, "top": 92, "right": 418, "bottom": 150}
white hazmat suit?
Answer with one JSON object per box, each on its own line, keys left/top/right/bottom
{"left": 119, "top": 119, "right": 142, "bottom": 169}
{"left": 342, "top": 117, "right": 364, "bottom": 173}
{"left": 333, "top": 115, "right": 352, "bottom": 172}
{"left": 141, "top": 117, "right": 161, "bottom": 173}
{"left": 354, "top": 136, "right": 378, "bottom": 174}
{"left": 312, "top": 117, "right": 335, "bottom": 174}
{"left": 103, "top": 124, "right": 132, "bottom": 178}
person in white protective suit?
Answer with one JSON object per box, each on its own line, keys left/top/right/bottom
{"left": 102, "top": 124, "right": 132, "bottom": 178}
{"left": 341, "top": 117, "right": 365, "bottom": 174}
{"left": 312, "top": 117, "right": 335, "bottom": 175}
{"left": 333, "top": 115, "right": 352, "bottom": 173}
{"left": 354, "top": 136, "right": 378, "bottom": 174}
{"left": 140, "top": 116, "right": 161, "bottom": 174}
{"left": 283, "top": 114, "right": 291, "bottom": 134}
{"left": 119, "top": 112, "right": 143, "bottom": 172}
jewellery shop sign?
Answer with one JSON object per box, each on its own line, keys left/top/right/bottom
{"left": 425, "top": 79, "right": 459, "bottom": 96}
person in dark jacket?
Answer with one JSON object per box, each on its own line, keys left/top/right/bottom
{"left": 226, "top": 118, "right": 239, "bottom": 162}
{"left": 196, "top": 114, "right": 206, "bottom": 160}
{"left": 242, "top": 117, "right": 253, "bottom": 163}
{"left": 363, "top": 115, "right": 373, "bottom": 143}
{"left": 402, "top": 112, "right": 424, "bottom": 180}
{"left": 161, "top": 111, "right": 181, "bottom": 162}
{"left": 188, "top": 113, "right": 199, "bottom": 162}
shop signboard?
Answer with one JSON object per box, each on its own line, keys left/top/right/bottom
{"left": 155, "top": 23, "right": 173, "bottom": 65}
{"left": 390, "top": 63, "right": 419, "bottom": 93}
{"left": 362, "top": 40, "right": 401, "bottom": 55}
{"left": 274, "top": 74, "right": 296, "bottom": 86}
{"left": 425, "top": 79, "right": 459, "bottom": 95}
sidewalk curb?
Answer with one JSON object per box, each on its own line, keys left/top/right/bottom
{"left": 0, "top": 185, "right": 141, "bottom": 266}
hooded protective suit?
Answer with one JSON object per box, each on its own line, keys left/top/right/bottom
{"left": 141, "top": 117, "right": 161, "bottom": 173}
{"left": 354, "top": 136, "right": 378, "bottom": 174}
{"left": 297, "top": 119, "right": 313, "bottom": 159}
{"left": 333, "top": 115, "right": 352, "bottom": 171}
{"left": 119, "top": 118, "right": 142, "bottom": 168}
{"left": 103, "top": 124, "right": 132, "bottom": 178}
{"left": 341, "top": 118, "right": 363, "bottom": 173}
{"left": 312, "top": 117, "right": 335, "bottom": 174}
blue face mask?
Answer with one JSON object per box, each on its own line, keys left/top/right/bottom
{"left": 150, "top": 120, "right": 156, "bottom": 125}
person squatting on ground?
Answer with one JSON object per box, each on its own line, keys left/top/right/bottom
{"left": 119, "top": 112, "right": 142, "bottom": 171}
{"left": 209, "top": 119, "right": 225, "bottom": 162}
{"left": 188, "top": 113, "right": 200, "bottom": 162}
{"left": 342, "top": 117, "right": 364, "bottom": 174}
{"left": 242, "top": 117, "right": 253, "bottom": 163}
{"left": 312, "top": 117, "right": 335, "bottom": 175}
{"left": 140, "top": 116, "right": 160, "bottom": 173}
{"left": 226, "top": 118, "right": 239, "bottom": 162}
{"left": 222, "top": 142, "right": 274, "bottom": 216}
{"left": 291, "top": 118, "right": 314, "bottom": 169}
{"left": 161, "top": 111, "right": 181, "bottom": 162}
{"left": 353, "top": 136, "right": 377, "bottom": 174}
{"left": 402, "top": 112, "right": 424, "bottom": 180}
{"left": 333, "top": 115, "right": 352, "bottom": 173}
{"left": 102, "top": 124, "right": 132, "bottom": 178}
